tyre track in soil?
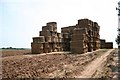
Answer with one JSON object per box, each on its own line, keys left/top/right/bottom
{"left": 74, "top": 49, "right": 114, "bottom": 78}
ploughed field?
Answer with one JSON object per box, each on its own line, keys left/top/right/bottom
{"left": 1, "top": 49, "right": 119, "bottom": 78}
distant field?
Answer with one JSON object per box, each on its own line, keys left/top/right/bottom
{"left": 1, "top": 49, "right": 31, "bottom": 57}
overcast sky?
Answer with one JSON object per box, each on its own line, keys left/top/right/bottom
{"left": 0, "top": 0, "right": 119, "bottom": 48}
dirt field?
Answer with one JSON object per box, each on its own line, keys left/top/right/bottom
{"left": 1, "top": 49, "right": 119, "bottom": 79}
{"left": 1, "top": 50, "right": 31, "bottom": 57}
